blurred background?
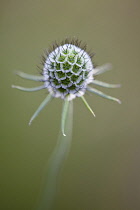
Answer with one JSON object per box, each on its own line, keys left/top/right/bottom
{"left": 1, "top": 0, "right": 140, "bottom": 209}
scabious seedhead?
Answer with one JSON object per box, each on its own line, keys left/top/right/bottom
{"left": 42, "top": 39, "right": 94, "bottom": 100}
{"left": 12, "top": 38, "right": 121, "bottom": 136}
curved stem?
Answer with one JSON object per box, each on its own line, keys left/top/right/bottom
{"left": 38, "top": 100, "right": 73, "bottom": 210}
{"left": 61, "top": 98, "right": 70, "bottom": 136}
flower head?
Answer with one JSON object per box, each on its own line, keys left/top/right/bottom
{"left": 42, "top": 39, "right": 94, "bottom": 101}
{"left": 12, "top": 38, "right": 121, "bottom": 136}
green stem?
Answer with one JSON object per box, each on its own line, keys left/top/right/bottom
{"left": 38, "top": 100, "right": 73, "bottom": 210}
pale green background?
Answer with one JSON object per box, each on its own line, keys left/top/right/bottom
{"left": 1, "top": 0, "right": 140, "bottom": 209}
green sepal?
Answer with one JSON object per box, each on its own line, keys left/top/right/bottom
{"left": 87, "top": 86, "right": 121, "bottom": 104}
{"left": 12, "top": 85, "right": 45, "bottom": 92}
{"left": 81, "top": 96, "right": 96, "bottom": 117}
{"left": 29, "top": 94, "right": 53, "bottom": 125}
{"left": 15, "top": 71, "right": 45, "bottom": 81}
